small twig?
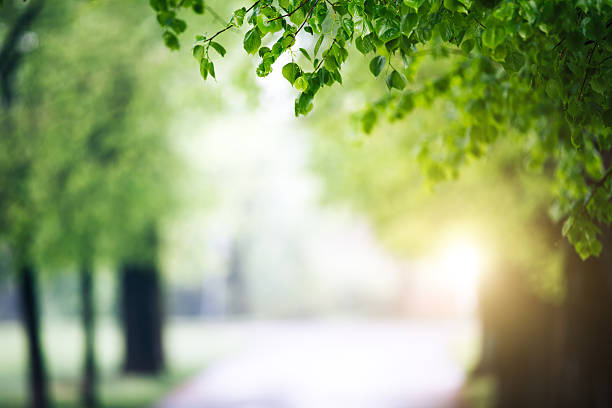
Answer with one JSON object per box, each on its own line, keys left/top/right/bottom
{"left": 297, "top": 0, "right": 320, "bottom": 36}
{"left": 269, "top": 0, "right": 310, "bottom": 22}
{"left": 203, "top": 24, "right": 235, "bottom": 43}
{"left": 200, "top": 1, "right": 259, "bottom": 44}
{"left": 470, "top": 13, "right": 486, "bottom": 29}
{"left": 284, "top": 0, "right": 320, "bottom": 47}
{"left": 578, "top": 43, "right": 597, "bottom": 101}
{"left": 597, "top": 54, "right": 612, "bottom": 66}
{"left": 246, "top": 1, "right": 260, "bottom": 13}
{"left": 553, "top": 37, "right": 565, "bottom": 50}
{"left": 205, "top": 4, "right": 230, "bottom": 27}
{"left": 315, "top": 37, "right": 337, "bottom": 70}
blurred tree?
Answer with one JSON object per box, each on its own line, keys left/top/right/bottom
{"left": 1, "top": 1, "right": 52, "bottom": 406}
{"left": 304, "top": 37, "right": 612, "bottom": 407}
{"left": 119, "top": 226, "right": 166, "bottom": 374}
{"left": 1, "top": 0, "right": 180, "bottom": 405}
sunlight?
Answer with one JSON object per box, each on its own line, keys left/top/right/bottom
{"left": 431, "top": 235, "right": 487, "bottom": 315}
{"left": 440, "top": 240, "right": 484, "bottom": 295}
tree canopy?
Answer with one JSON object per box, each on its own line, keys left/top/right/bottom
{"left": 0, "top": 0, "right": 181, "bottom": 272}
{"left": 149, "top": 0, "right": 612, "bottom": 259}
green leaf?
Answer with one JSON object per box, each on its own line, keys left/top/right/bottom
{"left": 517, "top": 23, "right": 533, "bottom": 40}
{"left": 200, "top": 58, "right": 209, "bottom": 80}
{"left": 163, "top": 31, "right": 180, "bottom": 50}
{"left": 493, "top": 2, "right": 515, "bottom": 20}
{"left": 294, "top": 76, "right": 309, "bottom": 92}
{"left": 443, "top": 0, "right": 468, "bottom": 14}
{"left": 324, "top": 54, "right": 339, "bottom": 71}
{"left": 282, "top": 34, "right": 295, "bottom": 48}
{"left": 355, "top": 36, "right": 370, "bottom": 54}
{"left": 403, "top": 0, "right": 425, "bottom": 11}
{"left": 374, "top": 18, "right": 400, "bottom": 42}
{"left": 243, "top": 28, "right": 262, "bottom": 55}
{"left": 231, "top": 8, "right": 247, "bottom": 27}
{"left": 461, "top": 38, "right": 475, "bottom": 53}
{"left": 192, "top": 0, "right": 205, "bottom": 14}
{"left": 192, "top": 45, "right": 205, "bottom": 60}
{"left": 282, "top": 62, "right": 302, "bottom": 84}
{"left": 208, "top": 60, "right": 216, "bottom": 79}
{"left": 482, "top": 26, "right": 505, "bottom": 49}
{"left": 314, "top": 35, "right": 325, "bottom": 56}
{"left": 295, "top": 92, "right": 314, "bottom": 116}
{"left": 210, "top": 42, "right": 226, "bottom": 57}
{"left": 400, "top": 14, "right": 418, "bottom": 36}
{"left": 299, "top": 48, "right": 311, "bottom": 61}
{"left": 361, "top": 109, "right": 377, "bottom": 133}
{"left": 504, "top": 51, "right": 524, "bottom": 72}
{"left": 386, "top": 70, "right": 406, "bottom": 90}
{"left": 369, "top": 55, "right": 386, "bottom": 77}
{"left": 342, "top": 17, "right": 355, "bottom": 38}
{"left": 150, "top": 0, "right": 167, "bottom": 12}
{"left": 170, "top": 18, "right": 187, "bottom": 34}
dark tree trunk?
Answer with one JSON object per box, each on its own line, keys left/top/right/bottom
{"left": 119, "top": 262, "right": 164, "bottom": 374}
{"left": 477, "top": 264, "right": 558, "bottom": 408}
{"left": 227, "top": 238, "right": 248, "bottom": 315}
{"left": 80, "top": 261, "right": 97, "bottom": 408}
{"left": 558, "top": 230, "right": 612, "bottom": 408}
{"left": 18, "top": 263, "right": 50, "bottom": 408}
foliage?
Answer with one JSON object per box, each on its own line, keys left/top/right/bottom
{"left": 0, "top": 1, "right": 180, "bottom": 270}
{"left": 151, "top": 0, "right": 612, "bottom": 259}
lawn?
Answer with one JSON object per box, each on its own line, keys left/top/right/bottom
{"left": 0, "top": 319, "right": 244, "bottom": 408}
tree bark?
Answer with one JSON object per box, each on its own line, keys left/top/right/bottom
{"left": 119, "top": 262, "right": 164, "bottom": 374}
{"left": 558, "top": 229, "right": 612, "bottom": 408}
{"left": 80, "top": 261, "right": 97, "bottom": 408}
{"left": 18, "top": 263, "right": 50, "bottom": 408}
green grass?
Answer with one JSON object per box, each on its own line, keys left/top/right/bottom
{"left": 0, "top": 319, "right": 243, "bottom": 408}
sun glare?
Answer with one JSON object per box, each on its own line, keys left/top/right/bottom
{"left": 436, "top": 237, "right": 486, "bottom": 313}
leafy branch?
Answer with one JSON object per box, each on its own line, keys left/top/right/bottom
{"left": 269, "top": 0, "right": 311, "bottom": 22}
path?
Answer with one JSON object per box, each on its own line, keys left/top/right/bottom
{"left": 157, "top": 320, "right": 475, "bottom": 408}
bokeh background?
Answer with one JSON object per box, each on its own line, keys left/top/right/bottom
{"left": 0, "top": 1, "right": 584, "bottom": 407}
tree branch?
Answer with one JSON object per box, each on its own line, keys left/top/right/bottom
{"left": 269, "top": 0, "right": 310, "bottom": 22}
{"left": 0, "top": 0, "right": 45, "bottom": 107}
{"left": 200, "top": 1, "right": 260, "bottom": 45}
{"left": 578, "top": 43, "right": 597, "bottom": 101}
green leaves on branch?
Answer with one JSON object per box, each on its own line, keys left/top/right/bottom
{"left": 199, "top": 58, "right": 215, "bottom": 80}
{"left": 192, "top": 37, "right": 226, "bottom": 81}
{"left": 150, "top": 0, "right": 612, "bottom": 258}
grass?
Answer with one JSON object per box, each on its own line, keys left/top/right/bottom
{"left": 0, "top": 319, "right": 244, "bottom": 408}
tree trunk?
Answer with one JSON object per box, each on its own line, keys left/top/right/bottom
{"left": 18, "top": 263, "right": 50, "bottom": 408}
{"left": 119, "top": 262, "right": 164, "bottom": 374}
{"left": 558, "top": 230, "right": 612, "bottom": 408}
{"left": 80, "top": 261, "right": 97, "bottom": 408}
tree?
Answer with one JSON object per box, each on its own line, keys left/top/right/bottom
{"left": 150, "top": 0, "right": 612, "bottom": 259}
{"left": 1, "top": 0, "right": 181, "bottom": 405}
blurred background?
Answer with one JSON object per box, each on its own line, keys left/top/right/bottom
{"left": 1, "top": 1, "right": 603, "bottom": 408}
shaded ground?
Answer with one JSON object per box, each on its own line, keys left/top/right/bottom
{"left": 157, "top": 320, "right": 476, "bottom": 408}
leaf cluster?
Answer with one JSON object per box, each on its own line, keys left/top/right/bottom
{"left": 152, "top": 0, "right": 612, "bottom": 259}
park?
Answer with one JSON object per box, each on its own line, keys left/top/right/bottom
{"left": 1, "top": 0, "right": 612, "bottom": 407}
